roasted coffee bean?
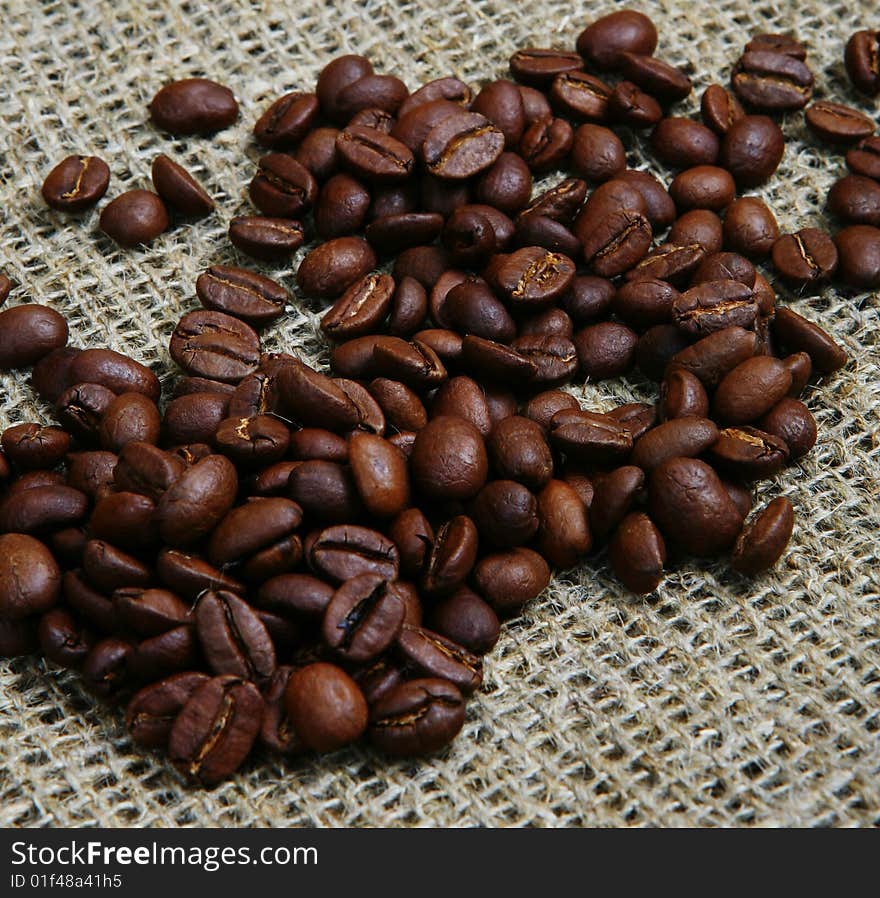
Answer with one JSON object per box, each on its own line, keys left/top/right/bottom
{"left": 431, "top": 376, "right": 492, "bottom": 438}
{"left": 470, "top": 80, "right": 526, "bottom": 148}
{"left": 314, "top": 174, "right": 371, "bottom": 239}
{"left": 149, "top": 77, "right": 237, "bottom": 134}
{"left": 307, "top": 524, "right": 399, "bottom": 583}
{"left": 5, "top": 470, "right": 65, "bottom": 496}
{"left": 170, "top": 310, "right": 260, "bottom": 384}
{"left": 442, "top": 209, "right": 498, "bottom": 267}
{"left": 472, "top": 547, "right": 550, "bottom": 616}
{"left": 294, "top": 126, "right": 341, "bottom": 180}
{"left": 410, "top": 416, "right": 487, "bottom": 501}
{"left": 67, "top": 349, "right": 159, "bottom": 401}
{"left": 630, "top": 416, "right": 719, "bottom": 472}
{"left": 162, "top": 392, "right": 228, "bottom": 445}
{"left": 771, "top": 308, "right": 846, "bottom": 373}
{"left": 835, "top": 225, "right": 880, "bottom": 288}
{"left": 81, "top": 636, "right": 134, "bottom": 698}
{"left": 669, "top": 165, "right": 735, "bottom": 211}
{"left": 458, "top": 335, "right": 534, "bottom": 385}
{"left": 336, "top": 126, "right": 414, "bottom": 183}
{"left": 635, "top": 325, "right": 689, "bottom": 380}
{"left": 535, "top": 478, "right": 591, "bottom": 568}
{"left": 90, "top": 491, "right": 158, "bottom": 550}
{"left": 513, "top": 214, "right": 581, "bottom": 257}
{"left": 805, "top": 101, "right": 874, "bottom": 145}
{"left": 560, "top": 275, "right": 615, "bottom": 323}
{"left": 0, "top": 484, "right": 87, "bottom": 534}
{"left": 709, "top": 426, "right": 789, "bottom": 480}
{"left": 605, "top": 401, "right": 657, "bottom": 439}
{"left": 228, "top": 216, "right": 304, "bottom": 262}
{"left": 195, "top": 590, "right": 276, "bottom": 682}
{"left": 0, "top": 274, "right": 12, "bottom": 306}
{"left": 331, "top": 379, "right": 384, "bottom": 435}
{"left": 213, "top": 415, "right": 289, "bottom": 467}
{"left": 732, "top": 51, "right": 813, "bottom": 111}
{"left": 227, "top": 370, "right": 280, "bottom": 419}
{"left": 385, "top": 508, "right": 432, "bottom": 581}
{"left": 398, "top": 76, "right": 471, "bottom": 119}
{"left": 297, "top": 236, "right": 377, "bottom": 300}
{"left": 348, "top": 432, "right": 410, "bottom": 518}
{"left": 251, "top": 460, "right": 301, "bottom": 496}
{"left": 250, "top": 153, "right": 318, "bottom": 218}
{"left": 758, "top": 397, "right": 817, "bottom": 460}
{"left": 518, "top": 306, "right": 574, "bottom": 339}
{"left": 396, "top": 625, "right": 482, "bottom": 694}
{"left": 256, "top": 666, "right": 302, "bottom": 755}
{"left": 846, "top": 136, "right": 880, "bottom": 180}
{"left": 625, "top": 243, "right": 705, "bottom": 287}
{"left": 335, "top": 74, "right": 408, "bottom": 120}
{"left": 0, "top": 533, "right": 60, "bottom": 619}
{"left": 153, "top": 454, "right": 237, "bottom": 548}
{"left": 150, "top": 154, "right": 213, "bottom": 217}
{"left": 488, "top": 416, "right": 554, "bottom": 491}
{"left": 669, "top": 210, "right": 723, "bottom": 254}
{"left": 510, "top": 334, "right": 577, "bottom": 387}
{"left": 574, "top": 179, "right": 652, "bottom": 277}
{"left": 316, "top": 55, "right": 374, "bottom": 120}
{"left": 196, "top": 266, "right": 286, "bottom": 327}
{"left": 126, "top": 672, "right": 210, "bottom": 749}
{"left": 574, "top": 321, "right": 638, "bottom": 380}
{"left": 208, "top": 498, "right": 302, "bottom": 571}
{"left": 731, "top": 497, "right": 794, "bottom": 575}
{"left": 0, "top": 303, "right": 68, "bottom": 371}
{"left": 418, "top": 515, "right": 477, "bottom": 597}
{"left": 488, "top": 246, "right": 576, "bottom": 308}
{"left": 254, "top": 91, "right": 320, "bottom": 148}
{"left": 256, "top": 573, "right": 334, "bottom": 621}
{"left": 427, "top": 587, "right": 499, "bottom": 654}
{"left": 723, "top": 197, "right": 779, "bottom": 257}
{"left": 168, "top": 675, "right": 262, "bottom": 785}
{"left": 781, "top": 351, "right": 812, "bottom": 398}
{"left": 659, "top": 368, "right": 709, "bottom": 421}
{"left": 549, "top": 71, "right": 611, "bottom": 122}
{"left": 366, "top": 378, "right": 427, "bottom": 432}
{"left": 522, "top": 390, "right": 579, "bottom": 432}
{"left": 42, "top": 155, "right": 110, "bottom": 212}
{"left": 608, "top": 511, "right": 666, "bottom": 594}
{"left": 273, "top": 362, "right": 356, "bottom": 434}
{"left": 670, "top": 325, "right": 758, "bottom": 388}
{"left": 96, "top": 392, "right": 161, "bottom": 453}
{"left": 549, "top": 408, "right": 633, "bottom": 465}
{"left": 82, "top": 539, "right": 151, "bottom": 594}
{"left": 845, "top": 30, "right": 880, "bottom": 96}
{"left": 521, "top": 178, "right": 587, "bottom": 225}
{"left": 469, "top": 480, "right": 538, "bottom": 548}
{"left": 692, "top": 251, "right": 756, "bottom": 288}
{"left": 771, "top": 228, "right": 838, "bottom": 287}
{"left": 518, "top": 115, "right": 574, "bottom": 171}
{"left": 371, "top": 180, "right": 420, "bottom": 219}
{"left": 612, "top": 279, "right": 679, "bottom": 330}
{"left": 64, "top": 451, "right": 116, "bottom": 500}
{"left": 672, "top": 280, "right": 758, "bottom": 337}
{"left": 617, "top": 170, "right": 676, "bottom": 230}
{"left": 288, "top": 461, "right": 362, "bottom": 523}
{"left": 827, "top": 175, "right": 880, "bottom": 227}
{"left": 318, "top": 274, "right": 392, "bottom": 341}
{"left": 700, "top": 84, "right": 745, "bottom": 135}
{"left": 720, "top": 115, "right": 785, "bottom": 186}
{"left": 590, "top": 464, "right": 645, "bottom": 538}
{"left": 745, "top": 33, "right": 806, "bottom": 57}
{"left": 570, "top": 123, "right": 626, "bottom": 183}
{"left": 367, "top": 212, "right": 445, "bottom": 256}
{"left": 713, "top": 356, "right": 792, "bottom": 425}
{"left": 54, "top": 383, "right": 114, "bottom": 442}
{"left": 31, "top": 346, "right": 79, "bottom": 402}
{"left": 648, "top": 457, "right": 743, "bottom": 556}
{"left": 99, "top": 190, "right": 169, "bottom": 247}
{"left": 576, "top": 10, "right": 658, "bottom": 71}
{"left": 128, "top": 625, "right": 197, "bottom": 682}
{"left": 608, "top": 80, "right": 662, "bottom": 129}
{"left": 652, "top": 118, "right": 720, "bottom": 168}
{"left": 2, "top": 422, "right": 69, "bottom": 469}
{"left": 509, "top": 48, "right": 583, "bottom": 86}
{"left": 421, "top": 112, "right": 504, "bottom": 179}
{"left": 619, "top": 53, "right": 692, "bottom": 103}
{"left": 113, "top": 586, "right": 189, "bottom": 637}
{"left": 444, "top": 279, "right": 514, "bottom": 343}
{"left": 38, "top": 607, "right": 92, "bottom": 669}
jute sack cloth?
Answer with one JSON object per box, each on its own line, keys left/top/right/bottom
{"left": 0, "top": 0, "right": 878, "bottom": 827}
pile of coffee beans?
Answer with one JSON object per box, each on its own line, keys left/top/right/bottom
{"left": 0, "top": 9, "right": 866, "bottom": 785}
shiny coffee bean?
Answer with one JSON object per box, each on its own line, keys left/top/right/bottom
{"left": 608, "top": 511, "right": 666, "bottom": 594}
{"left": 732, "top": 50, "right": 813, "bottom": 111}
{"left": 771, "top": 228, "right": 838, "bottom": 288}
{"left": 322, "top": 574, "right": 406, "bottom": 662}
{"left": 473, "top": 547, "right": 549, "bottom": 615}
{"left": 42, "top": 155, "right": 111, "bottom": 212}
{"left": 285, "top": 662, "right": 367, "bottom": 752}
{"left": 731, "top": 497, "right": 795, "bottom": 575}
{"left": 845, "top": 30, "right": 880, "bottom": 96}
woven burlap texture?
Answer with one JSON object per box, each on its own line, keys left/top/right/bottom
{"left": 1, "top": 0, "right": 878, "bottom": 828}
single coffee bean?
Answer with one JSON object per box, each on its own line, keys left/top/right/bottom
{"left": 129, "top": 627, "right": 197, "bottom": 683}
{"left": 169, "top": 675, "right": 263, "bottom": 785}
{"left": 0, "top": 304, "right": 68, "bottom": 371}
{"left": 150, "top": 154, "right": 213, "bottom": 217}
{"left": 158, "top": 547, "right": 244, "bottom": 603}
{"left": 256, "top": 573, "right": 334, "bottom": 622}
{"left": 196, "top": 266, "right": 286, "bottom": 327}
{"left": 521, "top": 178, "right": 587, "bottom": 225}
{"left": 608, "top": 80, "right": 662, "bottom": 129}
{"left": 845, "top": 30, "right": 880, "bottom": 96}
{"left": 149, "top": 78, "right": 238, "bottom": 134}
{"left": 625, "top": 243, "right": 705, "bottom": 287}
{"left": 846, "top": 136, "right": 880, "bottom": 180}
{"left": 758, "top": 397, "right": 817, "bottom": 460}
{"left": 125, "top": 672, "right": 210, "bottom": 749}
{"left": 608, "top": 511, "right": 666, "bottom": 594}
{"left": 68, "top": 348, "right": 159, "bottom": 401}
{"left": 348, "top": 431, "right": 410, "bottom": 518}
{"left": 99, "top": 190, "right": 169, "bottom": 247}
{"left": 410, "top": 416, "right": 487, "bottom": 501}
{"left": 421, "top": 515, "right": 479, "bottom": 597}
{"left": 336, "top": 126, "right": 415, "bottom": 182}
{"left": 2, "top": 422, "right": 70, "bottom": 469}
{"left": 387, "top": 508, "right": 433, "bottom": 580}
{"left": 612, "top": 279, "right": 679, "bottom": 330}
{"left": 669, "top": 210, "right": 723, "bottom": 254}
{"left": 369, "top": 678, "right": 465, "bottom": 757}
{"left": 66, "top": 450, "right": 118, "bottom": 500}
{"left": 712, "top": 356, "right": 792, "bottom": 425}
{"left": 97, "top": 392, "right": 161, "bottom": 452}
{"left": 442, "top": 209, "right": 498, "bottom": 266}
{"left": 535, "top": 478, "right": 592, "bottom": 568}
{"left": 617, "top": 170, "right": 676, "bottom": 230}
{"left": 550, "top": 71, "right": 612, "bottom": 121}
{"left": 335, "top": 73, "right": 408, "bottom": 119}
{"left": 720, "top": 115, "right": 785, "bottom": 186}
{"left": 672, "top": 280, "right": 758, "bottom": 337}
{"left": 445, "top": 279, "right": 515, "bottom": 343}
{"left": 54, "top": 383, "right": 114, "bottom": 442}
{"left": 398, "top": 76, "right": 471, "bottom": 118}
{"left": 0, "top": 533, "right": 60, "bottom": 619}
{"left": 297, "top": 236, "right": 377, "bottom": 300}
{"left": 90, "top": 491, "right": 158, "bottom": 549}
{"left": 249, "top": 153, "right": 318, "bottom": 218}
{"left": 692, "top": 251, "right": 757, "bottom": 287}
{"left": 771, "top": 308, "right": 847, "bottom": 373}
{"left": 470, "top": 80, "right": 526, "bottom": 148}
{"left": 38, "top": 607, "right": 92, "bottom": 669}
{"left": 319, "top": 273, "right": 393, "bottom": 342}
{"left": 576, "top": 10, "right": 658, "bottom": 71}
{"left": 81, "top": 636, "right": 134, "bottom": 698}
{"left": 254, "top": 91, "right": 320, "bottom": 148}
{"left": 0, "top": 484, "right": 88, "bottom": 534}
{"left": 700, "top": 84, "right": 745, "bottom": 135}
{"left": 518, "top": 115, "right": 574, "bottom": 171}
{"left": 170, "top": 310, "right": 260, "bottom": 383}
{"left": 422, "top": 112, "right": 504, "bottom": 180}
{"left": 396, "top": 625, "right": 482, "bottom": 694}
{"left": 307, "top": 524, "right": 399, "bottom": 584}
{"left": 370, "top": 337, "right": 448, "bottom": 390}
{"left": 314, "top": 174, "right": 371, "bottom": 239}
{"left": 834, "top": 225, "right": 880, "bottom": 288}
{"left": 771, "top": 228, "right": 838, "bottom": 287}
{"left": 113, "top": 587, "right": 189, "bottom": 637}
{"left": 732, "top": 50, "right": 813, "bottom": 111}
{"left": 509, "top": 48, "right": 583, "bottom": 86}
{"left": 387, "top": 277, "right": 428, "bottom": 337}
{"left": 41, "top": 155, "right": 111, "bottom": 212}
{"left": 659, "top": 368, "right": 709, "bottom": 420}
{"left": 161, "top": 392, "right": 228, "bottom": 445}
{"left": 82, "top": 539, "right": 151, "bottom": 594}
{"left": 731, "top": 497, "right": 795, "bottom": 575}
{"left": 294, "top": 126, "right": 341, "bottom": 180}
{"left": 827, "top": 175, "right": 880, "bottom": 226}
{"left": 571, "top": 123, "right": 626, "bottom": 183}
{"left": 469, "top": 480, "right": 538, "bottom": 548}
{"left": 781, "top": 351, "right": 812, "bottom": 398}
{"left": 651, "top": 118, "right": 720, "bottom": 168}
{"left": 317, "top": 55, "right": 374, "bottom": 120}
{"left": 549, "top": 408, "right": 632, "bottom": 465}
{"left": 522, "top": 389, "right": 580, "bottom": 431}
{"left": 428, "top": 588, "right": 500, "bottom": 654}
{"left": 207, "top": 498, "right": 302, "bottom": 571}
{"left": 431, "top": 376, "right": 492, "bottom": 437}
{"left": 630, "top": 417, "right": 719, "bottom": 472}
{"left": 61, "top": 569, "right": 116, "bottom": 633}
{"left": 30, "top": 346, "right": 79, "bottom": 402}
{"left": 509, "top": 334, "right": 577, "bottom": 387}
{"left": 288, "top": 461, "right": 362, "bottom": 524}
{"left": 514, "top": 214, "right": 582, "bottom": 257}
{"left": 367, "top": 212, "right": 445, "bottom": 256}
{"left": 648, "top": 457, "right": 743, "bottom": 556}
{"left": 367, "top": 378, "right": 427, "bottom": 432}
{"left": 709, "top": 426, "right": 789, "bottom": 481}
{"left": 806, "top": 101, "right": 874, "bottom": 145}
{"left": 723, "top": 197, "right": 779, "bottom": 257}
{"left": 488, "top": 246, "right": 576, "bottom": 307}
{"left": 473, "top": 547, "right": 550, "bottom": 614}
{"left": 574, "top": 321, "right": 638, "bottom": 380}
{"left": 488, "top": 416, "right": 554, "bottom": 490}
{"left": 670, "top": 325, "right": 758, "bottom": 387}
{"left": 228, "top": 216, "right": 304, "bottom": 261}
{"left": 619, "top": 53, "right": 692, "bottom": 103}
{"left": 518, "top": 306, "right": 574, "bottom": 339}
{"left": 5, "top": 470, "right": 65, "bottom": 496}
{"left": 669, "top": 165, "right": 735, "bottom": 211}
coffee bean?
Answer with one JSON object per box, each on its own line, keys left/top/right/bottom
{"left": 398, "top": 76, "right": 471, "bottom": 119}
{"left": 81, "top": 636, "right": 134, "bottom": 698}
{"left": 250, "top": 153, "right": 318, "bottom": 218}
{"left": 758, "top": 397, "right": 817, "bottom": 460}
{"left": 294, "top": 126, "right": 341, "bottom": 180}
{"left": 619, "top": 53, "right": 692, "bottom": 103}
{"left": 170, "top": 310, "right": 260, "bottom": 383}
{"left": 669, "top": 165, "right": 736, "bottom": 211}
{"left": 487, "top": 246, "right": 576, "bottom": 307}
{"left": 711, "top": 356, "right": 791, "bottom": 425}
{"left": 149, "top": 78, "right": 238, "bottom": 134}
{"left": 618, "top": 170, "right": 676, "bottom": 230}
{"left": 669, "top": 210, "right": 723, "bottom": 254}
{"left": 369, "top": 677, "right": 465, "bottom": 756}
{"left": 2, "top": 422, "right": 70, "bottom": 469}
{"left": 256, "top": 573, "right": 334, "bottom": 622}
{"left": 410, "top": 416, "right": 487, "bottom": 501}
{"left": 648, "top": 457, "right": 743, "bottom": 555}
{"left": 83, "top": 538, "right": 151, "bottom": 594}
{"left": 297, "top": 236, "right": 377, "bottom": 300}
{"left": 335, "top": 74, "right": 408, "bottom": 120}
{"left": 772, "top": 308, "right": 846, "bottom": 373}
{"left": 0, "top": 484, "right": 88, "bottom": 535}
{"left": 430, "top": 376, "right": 492, "bottom": 437}
{"left": 630, "top": 416, "right": 719, "bottom": 472}
{"left": 518, "top": 115, "right": 574, "bottom": 172}
{"left": 670, "top": 324, "right": 758, "bottom": 387}
{"left": 731, "top": 496, "right": 795, "bottom": 574}
{"left": 709, "top": 426, "right": 789, "bottom": 481}
{"left": 806, "top": 101, "right": 874, "bottom": 145}
{"left": 427, "top": 588, "right": 500, "bottom": 654}
{"left": 196, "top": 266, "right": 287, "bottom": 327}
{"left": 673, "top": 280, "right": 758, "bottom": 337}
{"left": 446, "top": 279, "right": 515, "bottom": 343}
{"left": 608, "top": 81, "right": 663, "bottom": 129}
{"left": 348, "top": 431, "right": 410, "bottom": 518}
{"left": 720, "top": 115, "right": 785, "bottom": 186}
{"left": 475, "top": 546, "right": 551, "bottom": 615}
{"left": 66, "top": 450, "right": 117, "bottom": 500}
{"left": 652, "top": 118, "right": 720, "bottom": 168}
{"left": 41, "top": 155, "right": 110, "bottom": 212}
{"left": 99, "top": 190, "right": 169, "bottom": 247}
{"left": 228, "top": 216, "right": 304, "bottom": 262}
{"left": 732, "top": 51, "right": 813, "bottom": 111}
{"left": 422, "top": 112, "right": 504, "bottom": 179}
{"left": 550, "top": 72, "right": 612, "bottom": 121}
{"left": 69, "top": 349, "right": 160, "bottom": 401}
{"left": 469, "top": 480, "right": 538, "bottom": 548}
{"left": 54, "top": 383, "right": 113, "bottom": 443}
{"left": 38, "top": 607, "right": 92, "bottom": 669}
{"left": 509, "top": 48, "right": 583, "bottom": 86}
{"left": 722, "top": 197, "right": 779, "bottom": 257}
{"left": 254, "top": 91, "right": 319, "bottom": 148}
{"left": 535, "top": 478, "right": 592, "bottom": 567}
{"left": 845, "top": 30, "right": 880, "bottom": 96}
{"left": 287, "top": 461, "right": 361, "bottom": 524}
{"left": 307, "top": 524, "right": 399, "bottom": 583}
{"left": 846, "top": 136, "right": 880, "bottom": 180}
{"left": 571, "top": 124, "right": 626, "bottom": 183}
{"left": 574, "top": 321, "right": 638, "bottom": 380}
{"left": 659, "top": 368, "right": 709, "bottom": 421}
{"left": 626, "top": 243, "right": 705, "bottom": 287}
{"left": 336, "top": 126, "right": 415, "bottom": 182}
{"left": 386, "top": 277, "right": 428, "bottom": 337}
{"left": 420, "top": 515, "right": 479, "bottom": 597}
{"left": 549, "top": 407, "right": 633, "bottom": 465}
{"left": 97, "top": 392, "right": 161, "bottom": 453}
{"left": 113, "top": 587, "right": 189, "bottom": 637}
{"left": 150, "top": 154, "right": 213, "bottom": 218}
{"left": 317, "top": 55, "right": 374, "bottom": 120}
{"left": 827, "top": 175, "right": 880, "bottom": 227}
{"left": 576, "top": 10, "right": 658, "bottom": 71}
{"left": 368, "top": 212, "right": 445, "bottom": 256}
{"left": 470, "top": 80, "right": 526, "bottom": 148}
{"left": 126, "top": 672, "right": 210, "bottom": 749}
{"left": 612, "top": 279, "right": 679, "bottom": 330}
{"left": 0, "top": 533, "right": 60, "bottom": 619}
{"left": 771, "top": 228, "right": 838, "bottom": 287}
{"left": 443, "top": 209, "right": 497, "bottom": 266}
{"left": 385, "top": 509, "right": 432, "bottom": 581}
{"left": 0, "top": 304, "right": 68, "bottom": 373}
{"left": 700, "top": 84, "right": 745, "bottom": 135}
{"left": 396, "top": 625, "right": 482, "bottom": 694}
{"left": 605, "top": 509, "right": 667, "bottom": 594}
{"left": 835, "top": 225, "right": 880, "bottom": 288}
{"left": 320, "top": 273, "right": 394, "bottom": 341}
{"left": 90, "top": 492, "right": 158, "bottom": 550}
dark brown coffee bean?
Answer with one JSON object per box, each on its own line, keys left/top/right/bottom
{"left": 307, "top": 524, "right": 399, "bottom": 584}
{"left": 846, "top": 136, "right": 880, "bottom": 180}
{"left": 64, "top": 451, "right": 116, "bottom": 500}
{"left": 630, "top": 416, "right": 719, "bottom": 472}
{"left": 445, "top": 279, "right": 515, "bottom": 343}
{"left": 422, "top": 112, "right": 504, "bottom": 179}
{"left": 335, "top": 74, "right": 408, "bottom": 120}
{"left": 169, "top": 675, "right": 262, "bottom": 785}
{"left": 410, "top": 416, "right": 487, "bottom": 501}
{"left": 518, "top": 115, "right": 574, "bottom": 171}
{"left": 55, "top": 383, "right": 114, "bottom": 442}
{"left": 732, "top": 51, "right": 813, "bottom": 111}
{"left": 731, "top": 497, "right": 794, "bottom": 575}
{"left": 709, "top": 426, "right": 789, "bottom": 480}
{"left": 41, "top": 155, "right": 110, "bottom": 212}
{"left": 0, "top": 303, "right": 68, "bottom": 371}
{"left": 397, "top": 76, "right": 471, "bottom": 119}
{"left": 669, "top": 165, "right": 735, "bottom": 211}
{"left": 834, "top": 224, "right": 880, "bottom": 288}
{"left": 827, "top": 175, "right": 880, "bottom": 226}
{"left": 5, "top": 470, "right": 65, "bottom": 496}
{"left": 612, "top": 279, "right": 679, "bottom": 330}
{"left": 549, "top": 408, "right": 633, "bottom": 465}
{"left": 619, "top": 53, "right": 692, "bottom": 103}
{"left": 758, "top": 397, "right": 817, "bottom": 460}
{"left": 208, "top": 498, "right": 302, "bottom": 571}
{"left": 469, "top": 480, "right": 538, "bottom": 548}
{"left": 285, "top": 661, "right": 367, "bottom": 751}
{"left": 317, "top": 55, "right": 374, "bottom": 120}
{"left": 488, "top": 246, "right": 576, "bottom": 307}
{"left": 535, "top": 479, "right": 592, "bottom": 568}
{"left": 0, "top": 533, "right": 60, "bottom": 619}
{"left": 249, "top": 153, "right": 318, "bottom": 218}
{"left": 149, "top": 77, "right": 237, "bottom": 134}
{"left": 256, "top": 573, "right": 333, "bottom": 622}
{"left": 510, "top": 334, "right": 578, "bottom": 387}
{"left": 521, "top": 179, "right": 587, "bottom": 225}
{"left": 522, "top": 389, "right": 580, "bottom": 432}
{"left": 257, "top": 666, "right": 303, "bottom": 755}
{"left": 170, "top": 310, "right": 260, "bottom": 384}
{"left": 30, "top": 346, "right": 79, "bottom": 402}
{"left": 509, "top": 48, "right": 583, "bottom": 86}
{"left": 336, "top": 126, "right": 415, "bottom": 182}
{"left": 99, "top": 190, "right": 169, "bottom": 247}
{"left": 371, "top": 337, "right": 448, "bottom": 390}
{"left": 428, "top": 587, "right": 499, "bottom": 654}
{"left": 113, "top": 586, "right": 189, "bottom": 637}
{"left": 82, "top": 539, "right": 151, "bottom": 593}
{"left": 150, "top": 154, "right": 213, "bottom": 217}
{"left": 574, "top": 321, "right": 638, "bottom": 380}
{"left": 195, "top": 266, "right": 286, "bottom": 327}
{"left": 213, "top": 415, "right": 289, "bottom": 468}
{"left": 713, "top": 356, "right": 792, "bottom": 424}
{"left": 625, "top": 243, "right": 705, "bottom": 287}
{"left": 692, "top": 251, "right": 757, "bottom": 288}
{"left": 297, "top": 236, "right": 377, "bottom": 300}
{"left": 81, "top": 636, "right": 134, "bottom": 698}
{"left": 590, "top": 464, "right": 646, "bottom": 539}
{"left": 806, "top": 101, "right": 874, "bottom": 145}
{"left": 617, "top": 170, "right": 676, "bottom": 230}
{"left": 670, "top": 325, "right": 758, "bottom": 388}
{"left": 470, "top": 80, "right": 526, "bottom": 148}
{"left": 576, "top": 10, "right": 658, "bottom": 71}
{"left": 780, "top": 351, "right": 812, "bottom": 398}
{"left": 254, "top": 91, "right": 319, "bottom": 147}
{"left": 442, "top": 209, "right": 498, "bottom": 267}
{"left": 228, "top": 216, "right": 304, "bottom": 262}
{"left": 1, "top": 422, "right": 69, "bottom": 469}
{"left": 90, "top": 491, "right": 158, "bottom": 550}
{"left": 471, "top": 547, "right": 549, "bottom": 616}
{"left": 0, "top": 484, "right": 87, "bottom": 535}
{"left": 513, "top": 214, "right": 581, "bottom": 257}
{"left": 606, "top": 509, "right": 666, "bottom": 593}
{"left": 367, "top": 212, "right": 445, "bottom": 256}
{"left": 845, "top": 30, "right": 880, "bottom": 96}
{"left": 95, "top": 392, "right": 160, "bottom": 453}
{"left": 550, "top": 71, "right": 612, "bottom": 121}
{"left": 319, "top": 273, "right": 393, "bottom": 342}
{"left": 62, "top": 569, "right": 116, "bottom": 633}
{"left": 67, "top": 349, "right": 159, "bottom": 401}
{"left": 771, "top": 228, "right": 838, "bottom": 287}
{"left": 386, "top": 508, "right": 433, "bottom": 581}
{"left": 126, "top": 671, "right": 210, "bottom": 749}
{"left": 700, "top": 84, "right": 745, "bottom": 135}
{"left": 672, "top": 280, "right": 758, "bottom": 337}
{"left": 348, "top": 431, "right": 410, "bottom": 518}
{"left": 459, "top": 335, "right": 536, "bottom": 385}
{"left": 652, "top": 118, "right": 720, "bottom": 168}
{"left": 38, "top": 607, "right": 93, "bottom": 669}
{"left": 367, "top": 378, "right": 427, "bottom": 432}
{"left": 560, "top": 275, "right": 615, "bottom": 323}
{"left": 659, "top": 368, "right": 709, "bottom": 421}
{"left": 608, "top": 80, "right": 663, "bottom": 128}
{"left": 648, "top": 457, "right": 743, "bottom": 556}
{"left": 771, "top": 308, "right": 846, "bottom": 373}
{"left": 720, "top": 115, "right": 785, "bottom": 186}
{"left": 722, "top": 197, "right": 779, "bottom": 258}
{"left": 518, "top": 307, "right": 574, "bottom": 339}
{"left": 288, "top": 461, "right": 361, "bottom": 524}
{"left": 313, "top": 173, "right": 371, "bottom": 240}
{"left": 386, "top": 277, "right": 428, "bottom": 337}
{"left": 745, "top": 33, "right": 806, "bottom": 57}
{"left": 396, "top": 625, "right": 482, "bottom": 694}
{"left": 161, "top": 392, "right": 228, "bottom": 445}
{"left": 417, "top": 514, "right": 476, "bottom": 596}
{"left": 431, "top": 376, "right": 492, "bottom": 438}
{"left": 669, "top": 210, "right": 723, "bottom": 254}
{"left": 294, "top": 126, "right": 341, "bottom": 181}
{"left": 570, "top": 123, "right": 626, "bottom": 183}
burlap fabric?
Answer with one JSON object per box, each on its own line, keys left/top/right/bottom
{"left": 0, "top": 0, "right": 877, "bottom": 828}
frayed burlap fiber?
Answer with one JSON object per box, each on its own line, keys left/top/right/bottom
{"left": 1, "top": 0, "right": 878, "bottom": 827}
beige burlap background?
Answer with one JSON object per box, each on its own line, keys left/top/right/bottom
{"left": 0, "top": 0, "right": 878, "bottom": 827}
